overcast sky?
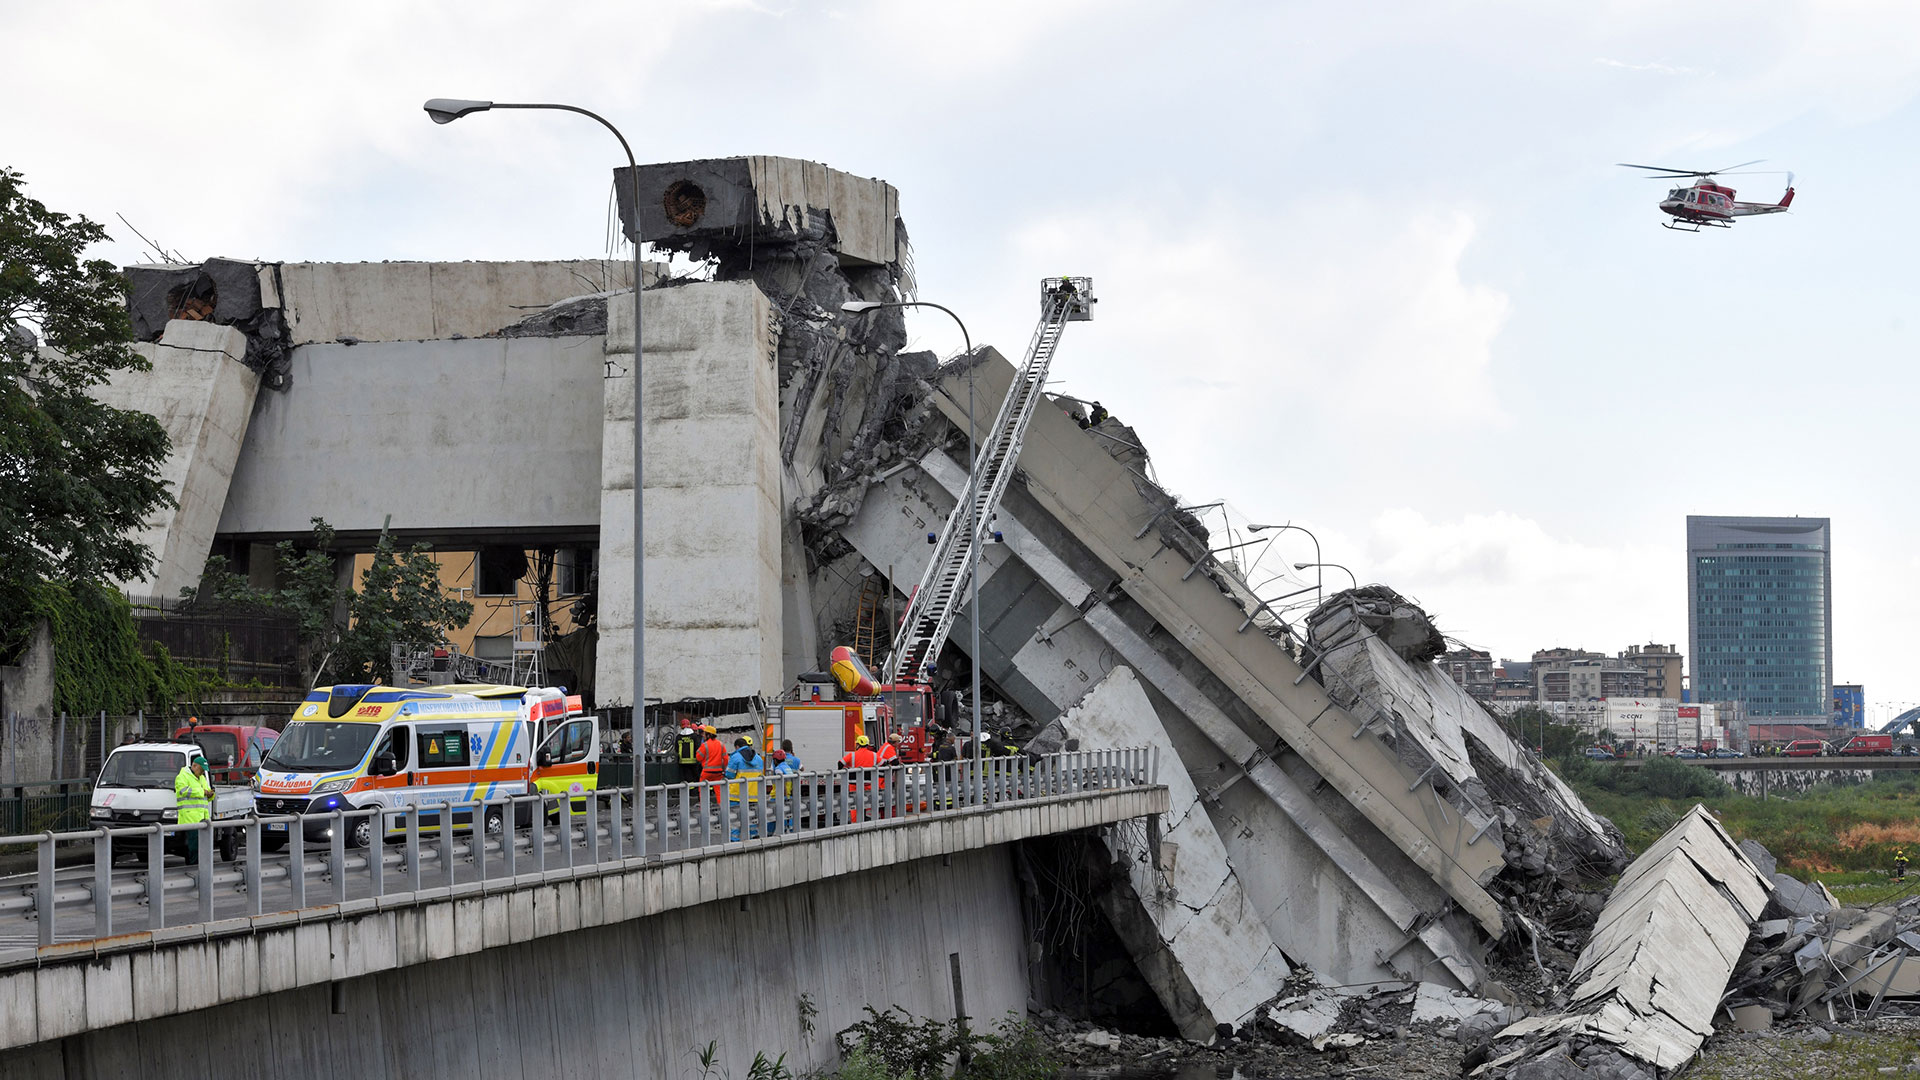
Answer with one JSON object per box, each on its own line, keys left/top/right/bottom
{"left": 8, "top": 1, "right": 1917, "bottom": 719}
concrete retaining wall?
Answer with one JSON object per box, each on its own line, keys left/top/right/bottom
{"left": 0, "top": 845, "right": 1025, "bottom": 1080}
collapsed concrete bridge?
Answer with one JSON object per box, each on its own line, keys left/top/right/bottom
{"left": 75, "top": 154, "right": 1628, "bottom": 1045}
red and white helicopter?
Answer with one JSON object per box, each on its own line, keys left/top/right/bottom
{"left": 1617, "top": 160, "right": 1795, "bottom": 231}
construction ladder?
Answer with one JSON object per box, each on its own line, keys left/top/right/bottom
{"left": 881, "top": 277, "right": 1094, "bottom": 686}
{"left": 853, "top": 575, "right": 885, "bottom": 668}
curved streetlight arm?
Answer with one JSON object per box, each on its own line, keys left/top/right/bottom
{"left": 1295, "top": 561, "right": 1360, "bottom": 592}
{"left": 423, "top": 96, "right": 647, "bottom": 757}
{"left": 1251, "top": 522, "right": 1324, "bottom": 606}
{"left": 839, "top": 299, "right": 971, "bottom": 353}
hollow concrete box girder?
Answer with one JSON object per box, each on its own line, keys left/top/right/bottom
{"left": 922, "top": 354, "right": 1505, "bottom": 934}
{"left": 839, "top": 448, "right": 1483, "bottom": 988}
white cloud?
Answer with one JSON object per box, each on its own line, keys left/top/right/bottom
{"left": 1359, "top": 508, "right": 1673, "bottom": 659}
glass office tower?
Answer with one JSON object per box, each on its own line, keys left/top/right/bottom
{"left": 1686, "top": 516, "right": 1832, "bottom": 717}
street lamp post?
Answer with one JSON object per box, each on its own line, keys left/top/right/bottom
{"left": 841, "top": 300, "right": 982, "bottom": 745}
{"left": 424, "top": 97, "right": 647, "bottom": 747}
{"left": 1295, "top": 561, "right": 1359, "bottom": 593}
{"left": 1249, "top": 523, "right": 1322, "bottom": 607}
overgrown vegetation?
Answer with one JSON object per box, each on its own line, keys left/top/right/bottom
{"left": 1501, "top": 705, "right": 1592, "bottom": 760}
{"left": 1560, "top": 756, "right": 1920, "bottom": 879}
{"left": 826, "top": 1006, "right": 1057, "bottom": 1080}
{"left": 5, "top": 578, "right": 206, "bottom": 716}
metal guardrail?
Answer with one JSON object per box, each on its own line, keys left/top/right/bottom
{"left": 0, "top": 748, "right": 1157, "bottom": 952}
{"left": 0, "top": 780, "right": 94, "bottom": 841}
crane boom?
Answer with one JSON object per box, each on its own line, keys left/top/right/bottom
{"left": 882, "top": 276, "right": 1094, "bottom": 687}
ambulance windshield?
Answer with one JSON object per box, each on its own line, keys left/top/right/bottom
{"left": 263, "top": 722, "right": 381, "bottom": 772}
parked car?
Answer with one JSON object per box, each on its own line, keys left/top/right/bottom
{"left": 89, "top": 741, "right": 255, "bottom": 862}
{"left": 1583, "top": 747, "right": 1615, "bottom": 760}
{"left": 1712, "top": 748, "right": 1745, "bottom": 758}
{"left": 1675, "top": 748, "right": 1703, "bottom": 759}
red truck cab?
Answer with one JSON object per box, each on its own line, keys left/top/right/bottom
{"left": 1785, "top": 739, "right": 1826, "bottom": 757}
{"left": 174, "top": 722, "right": 279, "bottom": 783}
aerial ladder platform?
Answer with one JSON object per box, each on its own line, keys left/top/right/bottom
{"left": 881, "top": 276, "right": 1094, "bottom": 687}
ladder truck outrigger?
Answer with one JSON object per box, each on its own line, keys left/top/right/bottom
{"left": 876, "top": 276, "right": 1096, "bottom": 761}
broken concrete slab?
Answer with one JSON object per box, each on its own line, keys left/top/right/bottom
{"left": 1056, "top": 666, "right": 1290, "bottom": 1042}
{"left": 1769, "top": 873, "right": 1834, "bottom": 918}
{"left": 616, "top": 156, "right": 902, "bottom": 269}
{"left": 1266, "top": 989, "right": 1344, "bottom": 1041}
{"left": 1411, "top": 982, "right": 1509, "bottom": 1027}
{"left": 1485, "top": 805, "right": 1770, "bottom": 1075}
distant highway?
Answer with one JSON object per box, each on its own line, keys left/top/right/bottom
{"left": 1607, "top": 755, "right": 1920, "bottom": 772}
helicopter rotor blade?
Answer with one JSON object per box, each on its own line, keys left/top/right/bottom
{"left": 1713, "top": 159, "right": 1766, "bottom": 173}
{"left": 1618, "top": 163, "right": 1707, "bottom": 174}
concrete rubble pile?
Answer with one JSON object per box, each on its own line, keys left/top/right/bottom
{"left": 1718, "top": 839, "right": 1920, "bottom": 1029}
{"left": 1474, "top": 805, "right": 1772, "bottom": 1079}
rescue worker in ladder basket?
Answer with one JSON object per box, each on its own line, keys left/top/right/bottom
{"left": 695, "top": 723, "right": 728, "bottom": 815}
{"left": 174, "top": 754, "right": 213, "bottom": 862}
{"left": 1896, "top": 848, "right": 1910, "bottom": 881}
{"left": 839, "top": 735, "right": 880, "bottom": 822}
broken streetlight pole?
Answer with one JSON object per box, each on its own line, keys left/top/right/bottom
{"left": 423, "top": 97, "right": 648, "bottom": 756}
{"left": 841, "top": 299, "right": 984, "bottom": 746}
{"left": 1251, "top": 522, "right": 1324, "bottom": 608}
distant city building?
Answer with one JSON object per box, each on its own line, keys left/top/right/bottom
{"left": 1492, "top": 660, "right": 1532, "bottom": 701}
{"left": 1536, "top": 655, "right": 1646, "bottom": 702}
{"left": 1566, "top": 698, "right": 1734, "bottom": 750}
{"left": 1441, "top": 648, "right": 1495, "bottom": 700}
{"left": 1621, "top": 643, "right": 1684, "bottom": 701}
{"left": 1832, "top": 684, "right": 1865, "bottom": 729}
{"left": 1686, "top": 516, "right": 1832, "bottom": 717}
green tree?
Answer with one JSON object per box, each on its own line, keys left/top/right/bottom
{"left": 334, "top": 529, "right": 472, "bottom": 685}
{"left": 182, "top": 518, "right": 473, "bottom": 687}
{"left": 0, "top": 166, "right": 172, "bottom": 653}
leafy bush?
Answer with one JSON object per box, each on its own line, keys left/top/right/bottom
{"left": 829, "top": 1008, "right": 1057, "bottom": 1080}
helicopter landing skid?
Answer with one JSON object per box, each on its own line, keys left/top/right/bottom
{"left": 1663, "top": 218, "right": 1730, "bottom": 232}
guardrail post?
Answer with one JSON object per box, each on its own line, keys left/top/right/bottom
{"left": 289, "top": 818, "right": 306, "bottom": 909}
{"left": 94, "top": 828, "right": 114, "bottom": 936}
{"left": 440, "top": 801, "right": 458, "bottom": 888}
{"left": 606, "top": 784, "right": 621, "bottom": 861}
{"left": 366, "top": 811, "right": 385, "bottom": 897}
{"left": 406, "top": 807, "right": 423, "bottom": 893}
{"left": 328, "top": 810, "right": 347, "bottom": 904}
{"left": 243, "top": 818, "right": 262, "bottom": 916}
{"left": 195, "top": 820, "right": 215, "bottom": 923}
{"left": 530, "top": 794, "right": 546, "bottom": 871}
{"left": 503, "top": 797, "right": 518, "bottom": 879}
{"left": 37, "top": 833, "right": 56, "bottom": 947}
{"left": 146, "top": 826, "right": 167, "bottom": 929}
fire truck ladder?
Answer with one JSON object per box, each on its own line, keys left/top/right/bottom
{"left": 881, "top": 276, "right": 1094, "bottom": 686}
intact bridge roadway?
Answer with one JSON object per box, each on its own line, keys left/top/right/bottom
{"left": 1606, "top": 755, "right": 1920, "bottom": 771}
{"left": 0, "top": 751, "right": 1169, "bottom": 1079}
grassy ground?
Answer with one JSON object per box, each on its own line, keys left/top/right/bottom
{"left": 1560, "top": 759, "right": 1920, "bottom": 879}
{"left": 1689, "top": 1019, "right": 1920, "bottom": 1079}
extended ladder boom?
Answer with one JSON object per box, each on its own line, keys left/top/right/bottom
{"left": 882, "top": 277, "right": 1094, "bottom": 686}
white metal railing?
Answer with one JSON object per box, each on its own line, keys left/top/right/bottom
{"left": 0, "top": 748, "right": 1157, "bottom": 952}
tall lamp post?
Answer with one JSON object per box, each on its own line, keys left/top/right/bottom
{"left": 1249, "top": 522, "right": 1322, "bottom": 607}
{"left": 841, "top": 300, "right": 982, "bottom": 744}
{"left": 424, "top": 97, "right": 647, "bottom": 745}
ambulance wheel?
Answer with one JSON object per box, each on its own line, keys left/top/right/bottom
{"left": 483, "top": 809, "right": 505, "bottom": 837}
{"left": 348, "top": 816, "right": 375, "bottom": 849}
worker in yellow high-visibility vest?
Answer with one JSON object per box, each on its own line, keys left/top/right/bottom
{"left": 174, "top": 754, "right": 213, "bottom": 861}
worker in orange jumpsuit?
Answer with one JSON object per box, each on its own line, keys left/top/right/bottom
{"left": 838, "top": 735, "right": 880, "bottom": 821}
{"left": 695, "top": 724, "right": 728, "bottom": 816}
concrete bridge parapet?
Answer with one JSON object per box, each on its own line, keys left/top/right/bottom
{"left": 0, "top": 759, "right": 1166, "bottom": 1056}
